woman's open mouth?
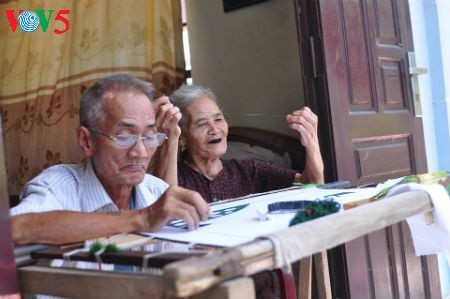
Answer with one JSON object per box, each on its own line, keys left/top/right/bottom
{"left": 208, "top": 138, "right": 222, "bottom": 144}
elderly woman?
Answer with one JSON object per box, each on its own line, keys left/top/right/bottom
{"left": 167, "top": 84, "right": 324, "bottom": 299}
{"left": 169, "top": 84, "right": 324, "bottom": 203}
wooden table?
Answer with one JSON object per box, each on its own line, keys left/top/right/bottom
{"left": 15, "top": 190, "right": 437, "bottom": 299}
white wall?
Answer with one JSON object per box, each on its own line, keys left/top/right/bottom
{"left": 409, "top": 0, "right": 438, "bottom": 170}
{"left": 432, "top": 0, "right": 450, "bottom": 171}
{"left": 185, "top": 0, "right": 303, "bottom": 136}
{"left": 409, "top": 0, "right": 450, "bottom": 296}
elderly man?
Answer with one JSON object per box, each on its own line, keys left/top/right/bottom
{"left": 11, "top": 74, "right": 209, "bottom": 245}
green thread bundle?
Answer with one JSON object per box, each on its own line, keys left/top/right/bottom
{"left": 89, "top": 242, "right": 121, "bottom": 254}
{"left": 289, "top": 199, "right": 341, "bottom": 226}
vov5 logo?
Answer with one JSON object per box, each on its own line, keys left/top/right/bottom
{"left": 3, "top": 10, "right": 70, "bottom": 34}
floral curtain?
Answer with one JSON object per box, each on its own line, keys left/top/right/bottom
{"left": 0, "top": 0, "right": 185, "bottom": 195}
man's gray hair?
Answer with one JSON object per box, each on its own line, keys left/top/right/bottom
{"left": 79, "top": 74, "right": 155, "bottom": 127}
{"left": 169, "top": 84, "right": 222, "bottom": 128}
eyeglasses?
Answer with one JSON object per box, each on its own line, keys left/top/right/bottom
{"left": 88, "top": 127, "right": 167, "bottom": 148}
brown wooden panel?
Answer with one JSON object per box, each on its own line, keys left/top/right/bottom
{"left": 346, "top": 222, "right": 440, "bottom": 299}
{"left": 389, "top": 223, "right": 407, "bottom": 299}
{"left": 345, "top": 237, "right": 372, "bottom": 299}
{"left": 375, "top": 0, "right": 400, "bottom": 45}
{"left": 425, "top": 252, "right": 443, "bottom": 299}
{"left": 395, "top": 221, "right": 441, "bottom": 299}
{"left": 342, "top": 0, "right": 373, "bottom": 109}
{"left": 18, "top": 266, "right": 168, "bottom": 299}
{"left": 380, "top": 60, "right": 407, "bottom": 109}
{"left": 402, "top": 221, "right": 428, "bottom": 299}
{"left": 353, "top": 135, "right": 413, "bottom": 183}
{"left": 367, "top": 229, "right": 395, "bottom": 298}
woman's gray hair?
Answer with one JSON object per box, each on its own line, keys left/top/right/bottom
{"left": 169, "top": 84, "right": 223, "bottom": 128}
{"left": 79, "top": 74, "right": 155, "bottom": 127}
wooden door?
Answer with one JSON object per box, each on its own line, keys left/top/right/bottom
{"left": 293, "top": 0, "right": 440, "bottom": 298}
{"left": 295, "top": 0, "right": 427, "bottom": 186}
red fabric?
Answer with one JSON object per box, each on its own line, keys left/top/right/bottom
{"left": 275, "top": 269, "right": 297, "bottom": 299}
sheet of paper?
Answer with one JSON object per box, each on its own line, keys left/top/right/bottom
{"left": 142, "top": 186, "right": 381, "bottom": 247}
